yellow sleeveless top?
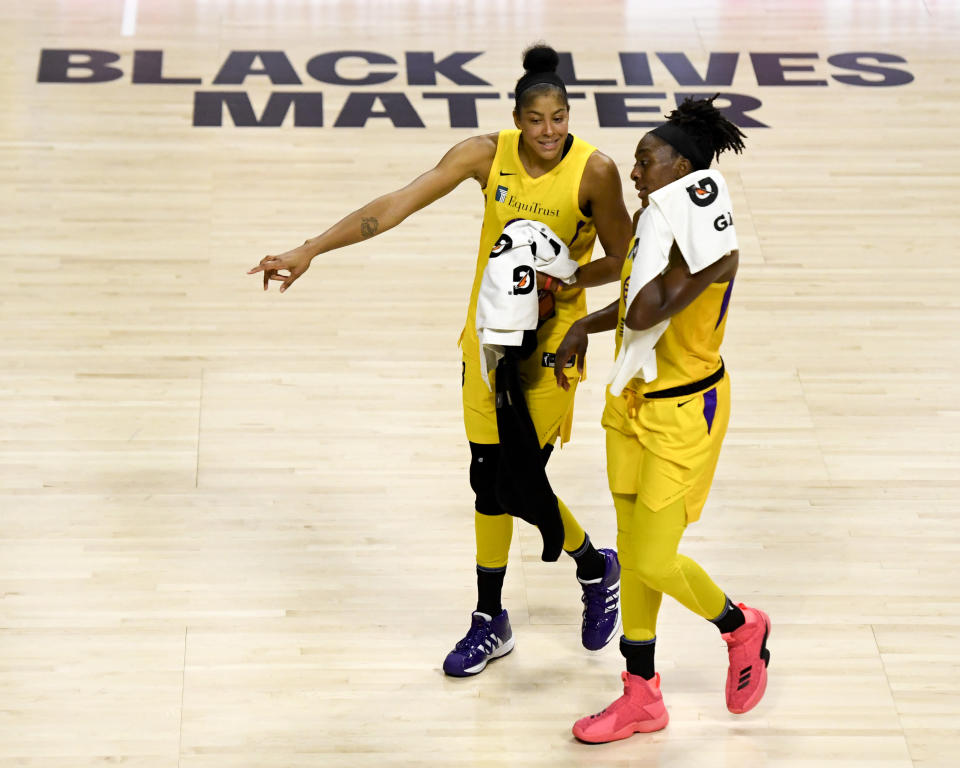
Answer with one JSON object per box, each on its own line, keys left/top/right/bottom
{"left": 614, "top": 235, "right": 734, "bottom": 395}
{"left": 462, "top": 129, "right": 598, "bottom": 347}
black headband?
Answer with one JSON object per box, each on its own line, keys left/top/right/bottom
{"left": 650, "top": 123, "right": 712, "bottom": 171}
{"left": 514, "top": 72, "right": 567, "bottom": 109}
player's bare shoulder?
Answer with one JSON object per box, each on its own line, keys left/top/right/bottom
{"left": 461, "top": 133, "right": 499, "bottom": 186}
{"left": 476, "top": 132, "right": 500, "bottom": 153}
{"left": 579, "top": 148, "right": 623, "bottom": 213}
{"left": 582, "top": 149, "right": 620, "bottom": 188}
{"left": 435, "top": 133, "right": 499, "bottom": 188}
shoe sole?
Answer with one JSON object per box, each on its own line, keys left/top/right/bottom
{"left": 573, "top": 712, "right": 669, "bottom": 743}
{"left": 728, "top": 610, "right": 771, "bottom": 714}
{"left": 445, "top": 635, "right": 516, "bottom": 677}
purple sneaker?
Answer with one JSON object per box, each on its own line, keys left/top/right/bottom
{"left": 579, "top": 549, "right": 621, "bottom": 651}
{"left": 443, "top": 610, "right": 515, "bottom": 677}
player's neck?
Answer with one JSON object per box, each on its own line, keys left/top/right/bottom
{"left": 517, "top": 139, "right": 563, "bottom": 178}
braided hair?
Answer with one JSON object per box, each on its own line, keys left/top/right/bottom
{"left": 652, "top": 95, "right": 746, "bottom": 170}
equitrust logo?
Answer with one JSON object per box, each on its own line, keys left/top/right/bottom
{"left": 497, "top": 192, "right": 561, "bottom": 219}
{"left": 35, "top": 49, "right": 915, "bottom": 129}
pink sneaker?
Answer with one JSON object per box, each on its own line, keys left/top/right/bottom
{"left": 572, "top": 671, "right": 669, "bottom": 743}
{"left": 722, "top": 604, "right": 771, "bottom": 714}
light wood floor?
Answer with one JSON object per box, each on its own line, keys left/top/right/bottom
{"left": 3, "top": 1, "right": 959, "bottom": 766}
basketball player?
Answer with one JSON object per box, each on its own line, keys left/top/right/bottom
{"left": 552, "top": 97, "right": 771, "bottom": 742}
{"left": 249, "top": 45, "right": 633, "bottom": 676}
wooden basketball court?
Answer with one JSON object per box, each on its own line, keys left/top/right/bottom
{"left": 2, "top": 1, "right": 959, "bottom": 766}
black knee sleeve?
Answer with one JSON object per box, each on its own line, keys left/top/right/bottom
{"left": 469, "top": 442, "right": 503, "bottom": 516}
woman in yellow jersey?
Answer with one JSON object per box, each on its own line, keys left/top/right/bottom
{"left": 248, "top": 45, "right": 633, "bottom": 677}
{"left": 553, "top": 97, "right": 772, "bottom": 743}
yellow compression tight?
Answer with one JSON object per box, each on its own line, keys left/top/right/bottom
{"left": 614, "top": 492, "right": 727, "bottom": 642}
{"left": 475, "top": 497, "right": 587, "bottom": 569}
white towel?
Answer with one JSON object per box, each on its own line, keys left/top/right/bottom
{"left": 652, "top": 170, "right": 738, "bottom": 274}
{"left": 607, "top": 170, "right": 737, "bottom": 396}
{"left": 476, "top": 220, "right": 579, "bottom": 390}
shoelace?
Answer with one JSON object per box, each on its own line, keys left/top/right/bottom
{"left": 455, "top": 618, "right": 492, "bottom": 652}
{"left": 581, "top": 582, "right": 610, "bottom": 621}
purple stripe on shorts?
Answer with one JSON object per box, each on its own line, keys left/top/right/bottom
{"left": 702, "top": 388, "right": 718, "bottom": 434}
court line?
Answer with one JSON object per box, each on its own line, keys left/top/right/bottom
{"left": 121, "top": 0, "right": 138, "bottom": 36}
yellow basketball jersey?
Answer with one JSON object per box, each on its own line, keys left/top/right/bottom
{"left": 462, "top": 129, "right": 599, "bottom": 348}
{"left": 614, "top": 235, "right": 734, "bottom": 394}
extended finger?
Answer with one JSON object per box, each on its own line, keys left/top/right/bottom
{"left": 554, "top": 352, "right": 567, "bottom": 377}
{"left": 279, "top": 274, "right": 299, "bottom": 293}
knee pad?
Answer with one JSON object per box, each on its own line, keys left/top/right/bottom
{"left": 469, "top": 442, "right": 503, "bottom": 516}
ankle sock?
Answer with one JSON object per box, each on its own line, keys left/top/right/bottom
{"left": 711, "top": 596, "right": 746, "bottom": 634}
{"left": 620, "top": 636, "right": 656, "bottom": 680}
{"left": 476, "top": 565, "right": 506, "bottom": 617}
{"left": 567, "top": 534, "right": 606, "bottom": 582}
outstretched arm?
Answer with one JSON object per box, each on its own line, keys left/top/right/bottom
{"left": 249, "top": 134, "right": 497, "bottom": 292}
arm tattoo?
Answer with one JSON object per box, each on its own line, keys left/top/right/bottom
{"left": 360, "top": 217, "right": 380, "bottom": 238}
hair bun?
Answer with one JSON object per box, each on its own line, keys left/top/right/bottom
{"left": 522, "top": 44, "right": 559, "bottom": 74}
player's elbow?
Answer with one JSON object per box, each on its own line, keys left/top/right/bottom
{"left": 624, "top": 306, "right": 664, "bottom": 332}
